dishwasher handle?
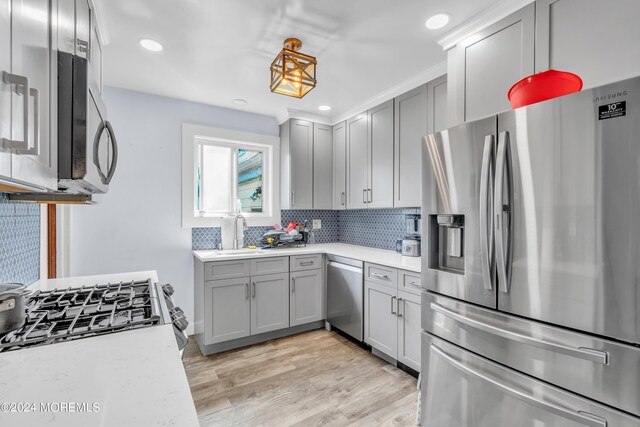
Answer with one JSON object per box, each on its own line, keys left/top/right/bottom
{"left": 327, "top": 261, "right": 363, "bottom": 275}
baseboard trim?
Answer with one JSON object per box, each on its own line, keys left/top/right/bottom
{"left": 196, "top": 320, "right": 325, "bottom": 356}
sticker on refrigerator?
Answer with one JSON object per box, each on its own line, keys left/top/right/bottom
{"left": 598, "top": 101, "right": 626, "bottom": 120}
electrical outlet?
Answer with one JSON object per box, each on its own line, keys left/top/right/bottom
{"left": 313, "top": 219, "right": 321, "bottom": 229}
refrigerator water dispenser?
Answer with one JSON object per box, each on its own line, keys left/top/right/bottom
{"left": 428, "top": 214, "right": 465, "bottom": 274}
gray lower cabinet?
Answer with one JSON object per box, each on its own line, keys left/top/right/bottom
{"left": 535, "top": 0, "right": 640, "bottom": 90}
{"left": 204, "top": 277, "right": 251, "bottom": 344}
{"left": 364, "top": 265, "right": 422, "bottom": 372}
{"left": 364, "top": 280, "right": 398, "bottom": 359}
{"left": 313, "top": 123, "right": 333, "bottom": 209}
{"left": 451, "top": 3, "right": 535, "bottom": 123}
{"left": 251, "top": 272, "right": 290, "bottom": 335}
{"left": 397, "top": 290, "right": 421, "bottom": 371}
{"left": 332, "top": 121, "right": 347, "bottom": 210}
{"left": 290, "top": 269, "right": 324, "bottom": 327}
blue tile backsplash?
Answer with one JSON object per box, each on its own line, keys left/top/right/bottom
{"left": 0, "top": 193, "right": 40, "bottom": 285}
{"left": 192, "top": 208, "right": 420, "bottom": 251}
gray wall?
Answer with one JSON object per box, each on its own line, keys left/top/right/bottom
{"left": 68, "top": 87, "right": 279, "bottom": 323}
{"left": 0, "top": 193, "right": 40, "bottom": 285}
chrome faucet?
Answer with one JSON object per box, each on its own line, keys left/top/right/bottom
{"left": 233, "top": 214, "right": 248, "bottom": 250}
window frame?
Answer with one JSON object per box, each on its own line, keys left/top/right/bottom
{"left": 182, "top": 123, "right": 280, "bottom": 228}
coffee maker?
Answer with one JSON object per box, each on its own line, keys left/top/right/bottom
{"left": 396, "top": 214, "right": 421, "bottom": 257}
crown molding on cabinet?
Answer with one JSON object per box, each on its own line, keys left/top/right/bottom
{"left": 277, "top": 61, "right": 446, "bottom": 126}
{"left": 90, "top": 0, "right": 110, "bottom": 45}
{"left": 329, "top": 61, "right": 447, "bottom": 125}
{"left": 437, "top": 0, "right": 535, "bottom": 51}
{"left": 277, "top": 109, "right": 333, "bottom": 126}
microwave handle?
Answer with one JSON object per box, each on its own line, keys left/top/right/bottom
{"left": 93, "top": 120, "right": 119, "bottom": 185}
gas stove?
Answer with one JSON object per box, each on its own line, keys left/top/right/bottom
{"left": 0, "top": 279, "right": 188, "bottom": 353}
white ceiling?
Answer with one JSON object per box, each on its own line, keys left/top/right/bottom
{"left": 99, "top": 0, "right": 497, "bottom": 122}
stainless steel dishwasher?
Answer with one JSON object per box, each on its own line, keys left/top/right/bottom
{"left": 326, "top": 255, "right": 364, "bottom": 341}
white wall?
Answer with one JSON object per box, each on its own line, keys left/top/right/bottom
{"left": 68, "top": 87, "right": 279, "bottom": 323}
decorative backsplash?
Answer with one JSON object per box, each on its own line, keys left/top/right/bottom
{"left": 339, "top": 208, "right": 420, "bottom": 250}
{"left": 0, "top": 193, "right": 40, "bottom": 285}
{"left": 192, "top": 208, "right": 420, "bottom": 252}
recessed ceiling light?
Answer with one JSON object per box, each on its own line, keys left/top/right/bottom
{"left": 425, "top": 13, "right": 450, "bottom": 30}
{"left": 232, "top": 99, "right": 248, "bottom": 106}
{"left": 139, "top": 38, "right": 164, "bottom": 52}
{"left": 318, "top": 105, "right": 331, "bottom": 111}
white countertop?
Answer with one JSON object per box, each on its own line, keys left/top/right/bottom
{"left": 29, "top": 270, "right": 160, "bottom": 291}
{"left": 1, "top": 271, "right": 199, "bottom": 427}
{"left": 193, "top": 242, "right": 422, "bottom": 273}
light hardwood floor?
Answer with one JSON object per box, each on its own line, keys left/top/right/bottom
{"left": 183, "top": 329, "right": 419, "bottom": 426}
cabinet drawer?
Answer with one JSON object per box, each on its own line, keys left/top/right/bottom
{"left": 365, "top": 263, "right": 397, "bottom": 289}
{"left": 250, "top": 256, "right": 289, "bottom": 276}
{"left": 290, "top": 254, "right": 323, "bottom": 271}
{"left": 205, "top": 260, "right": 251, "bottom": 281}
{"left": 399, "top": 270, "right": 422, "bottom": 295}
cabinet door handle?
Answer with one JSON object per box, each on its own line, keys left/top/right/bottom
{"left": 245, "top": 283, "right": 249, "bottom": 299}
{"left": 341, "top": 192, "right": 345, "bottom": 206}
{"left": 300, "top": 261, "right": 314, "bottom": 266}
{"left": 397, "top": 297, "right": 403, "bottom": 317}
{"left": 1, "top": 72, "right": 30, "bottom": 152}
{"left": 291, "top": 277, "right": 295, "bottom": 293}
{"left": 372, "top": 272, "right": 389, "bottom": 279}
{"left": 362, "top": 189, "right": 366, "bottom": 203}
{"left": 252, "top": 282, "right": 256, "bottom": 298}
{"left": 391, "top": 296, "right": 397, "bottom": 315}
{"left": 368, "top": 188, "right": 372, "bottom": 203}
{"left": 292, "top": 191, "right": 295, "bottom": 206}
{"left": 77, "top": 39, "right": 89, "bottom": 56}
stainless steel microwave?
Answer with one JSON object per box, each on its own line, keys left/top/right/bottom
{"left": 57, "top": 0, "right": 117, "bottom": 194}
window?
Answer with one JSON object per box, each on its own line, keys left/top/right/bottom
{"left": 182, "top": 124, "right": 280, "bottom": 227}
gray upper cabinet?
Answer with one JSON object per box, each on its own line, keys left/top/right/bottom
{"left": 427, "top": 74, "right": 448, "bottom": 134}
{"left": 367, "top": 100, "right": 394, "bottom": 208}
{"left": 280, "top": 119, "right": 313, "bottom": 210}
{"left": 204, "top": 277, "right": 251, "bottom": 344}
{"left": 332, "top": 121, "right": 347, "bottom": 210}
{"left": 0, "top": 0, "right": 56, "bottom": 191}
{"left": 251, "top": 273, "right": 290, "bottom": 335}
{"left": 394, "top": 85, "right": 427, "bottom": 208}
{"left": 290, "top": 269, "right": 324, "bottom": 327}
{"left": 313, "top": 123, "right": 332, "bottom": 209}
{"left": 536, "top": 0, "right": 640, "bottom": 89}
{"left": 289, "top": 119, "right": 313, "bottom": 209}
{"left": 453, "top": 3, "right": 535, "bottom": 123}
{"left": 0, "top": 0, "right": 10, "bottom": 181}
{"left": 346, "top": 113, "right": 368, "bottom": 209}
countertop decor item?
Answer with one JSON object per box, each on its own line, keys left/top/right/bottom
{"left": 508, "top": 69, "right": 583, "bottom": 108}
{"left": 270, "top": 38, "right": 317, "bottom": 98}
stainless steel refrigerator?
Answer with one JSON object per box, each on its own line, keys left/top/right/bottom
{"left": 420, "top": 76, "right": 640, "bottom": 426}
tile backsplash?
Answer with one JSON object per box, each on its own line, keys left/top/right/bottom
{"left": 0, "top": 193, "right": 40, "bottom": 285}
{"left": 339, "top": 208, "right": 420, "bottom": 250}
{"left": 192, "top": 208, "right": 420, "bottom": 252}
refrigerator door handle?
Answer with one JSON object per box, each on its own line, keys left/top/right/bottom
{"left": 479, "top": 135, "right": 494, "bottom": 291}
{"left": 430, "top": 302, "right": 609, "bottom": 364}
{"left": 429, "top": 344, "right": 608, "bottom": 427}
{"left": 495, "top": 131, "right": 512, "bottom": 293}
